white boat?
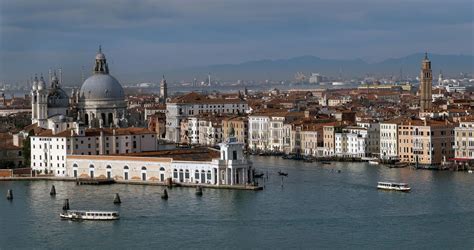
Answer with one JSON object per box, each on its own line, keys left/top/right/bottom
{"left": 60, "top": 210, "right": 119, "bottom": 220}
{"left": 377, "top": 182, "right": 411, "bottom": 192}
{"left": 368, "top": 160, "right": 380, "bottom": 165}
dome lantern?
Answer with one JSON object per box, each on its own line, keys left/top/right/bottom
{"left": 93, "top": 45, "right": 109, "bottom": 74}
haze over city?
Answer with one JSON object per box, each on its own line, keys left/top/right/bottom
{"left": 0, "top": 0, "right": 473, "bottom": 83}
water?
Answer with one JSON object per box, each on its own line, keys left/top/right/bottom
{"left": 0, "top": 156, "right": 473, "bottom": 249}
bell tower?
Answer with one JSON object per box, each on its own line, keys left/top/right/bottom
{"left": 419, "top": 53, "right": 432, "bottom": 112}
{"left": 160, "top": 75, "right": 167, "bottom": 103}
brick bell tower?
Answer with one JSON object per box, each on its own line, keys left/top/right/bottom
{"left": 419, "top": 53, "right": 433, "bottom": 112}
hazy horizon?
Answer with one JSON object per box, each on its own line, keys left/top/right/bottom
{"left": 0, "top": 0, "right": 473, "bottom": 84}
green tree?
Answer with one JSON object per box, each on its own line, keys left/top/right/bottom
{"left": 22, "top": 131, "right": 34, "bottom": 168}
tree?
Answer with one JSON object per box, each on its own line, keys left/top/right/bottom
{"left": 0, "top": 160, "right": 15, "bottom": 169}
{"left": 22, "top": 130, "right": 34, "bottom": 168}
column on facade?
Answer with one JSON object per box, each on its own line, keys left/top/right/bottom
{"left": 230, "top": 168, "right": 234, "bottom": 185}
{"left": 225, "top": 168, "right": 229, "bottom": 185}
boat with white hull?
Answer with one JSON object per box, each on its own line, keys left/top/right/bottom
{"left": 377, "top": 182, "right": 411, "bottom": 192}
{"left": 60, "top": 210, "right": 119, "bottom": 220}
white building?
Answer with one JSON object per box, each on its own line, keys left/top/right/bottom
{"left": 248, "top": 114, "right": 270, "bottom": 151}
{"left": 335, "top": 127, "right": 368, "bottom": 158}
{"left": 166, "top": 92, "right": 248, "bottom": 142}
{"left": 248, "top": 111, "right": 300, "bottom": 152}
{"left": 66, "top": 137, "right": 253, "bottom": 186}
{"left": 357, "top": 121, "right": 380, "bottom": 157}
{"left": 31, "top": 125, "right": 158, "bottom": 176}
{"left": 379, "top": 120, "right": 400, "bottom": 160}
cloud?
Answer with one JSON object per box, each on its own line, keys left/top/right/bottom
{"left": 0, "top": 0, "right": 472, "bottom": 83}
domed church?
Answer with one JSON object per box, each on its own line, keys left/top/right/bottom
{"left": 77, "top": 46, "right": 127, "bottom": 128}
{"left": 31, "top": 71, "right": 70, "bottom": 129}
{"left": 31, "top": 47, "right": 128, "bottom": 131}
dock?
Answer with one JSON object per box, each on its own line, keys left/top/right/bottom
{"left": 76, "top": 178, "right": 116, "bottom": 185}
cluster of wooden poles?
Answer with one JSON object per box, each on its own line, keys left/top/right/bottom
{"left": 6, "top": 185, "right": 205, "bottom": 204}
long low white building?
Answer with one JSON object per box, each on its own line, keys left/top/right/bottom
{"left": 66, "top": 138, "right": 254, "bottom": 186}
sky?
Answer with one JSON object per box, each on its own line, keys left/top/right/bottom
{"left": 0, "top": 0, "right": 472, "bottom": 84}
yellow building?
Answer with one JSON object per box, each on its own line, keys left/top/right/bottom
{"left": 398, "top": 118, "right": 455, "bottom": 165}
{"left": 222, "top": 116, "right": 248, "bottom": 147}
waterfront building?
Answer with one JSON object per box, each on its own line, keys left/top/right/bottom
{"left": 298, "top": 124, "right": 323, "bottom": 157}
{"left": 454, "top": 117, "right": 474, "bottom": 160}
{"left": 398, "top": 118, "right": 455, "bottom": 165}
{"left": 419, "top": 53, "right": 433, "bottom": 112}
{"left": 30, "top": 126, "right": 158, "bottom": 176}
{"left": 357, "top": 121, "right": 380, "bottom": 157}
{"left": 334, "top": 126, "right": 368, "bottom": 158}
{"left": 66, "top": 137, "right": 253, "bottom": 186}
{"left": 248, "top": 110, "right": 302, "bottom": 152}
{"left": 165, "top": 92, "right": 248, "bottom": 143}
{"left": 379, "top": 119, "right": 401, "bottom": 160}
{"left": 323, "top": 124, "right": 338, "bottom": 156}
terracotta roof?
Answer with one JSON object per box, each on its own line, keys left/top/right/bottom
{"left": 169, "top": 92, "right": 246, "bottom": 104}
{"left": 118, "top": 147, "right": 220, "bottom": 162}
{"left": 36, "top": 127, "right": 155, "bottom": 138}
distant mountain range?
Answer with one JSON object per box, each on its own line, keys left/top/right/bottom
{"left": 164, "top": 53, "right": 473, "bottom": 81}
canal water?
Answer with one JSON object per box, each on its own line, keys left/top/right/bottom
{"left": 0, "top": 156, "right": 473, "bottom": 249}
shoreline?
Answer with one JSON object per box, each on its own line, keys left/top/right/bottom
{"left": 0, "top": 177, "right": 263, "bottom": 191}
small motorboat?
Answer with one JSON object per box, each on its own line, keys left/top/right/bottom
{"left": 60, "top": 210, "right": 119, "bottom": 221}
{"left": 254, "top": 173, "right": 265, "bottom": 178}
{"left": 368, "top": 160, "right": 380, "bottom": 165}
{"left": 321, "top": 161, "right": 331, "bottom": 165}
{"left": 377, "top": 182, "right": 411, "bottom": 192}
{"left": 277, "top": 171, "right": 288, "bottom": 176}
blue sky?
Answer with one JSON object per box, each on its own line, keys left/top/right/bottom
{"left": 0, "top": 0, "right": 472, "bottom": 84}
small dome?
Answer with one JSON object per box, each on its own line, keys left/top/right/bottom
{"left": 51, "top": 75, "right": 59, "bottom": 82}
{"left": 37, "top": 77, "right": 46, "bottom": 90}
{"left": 32, "top": 80, "right": 38, "bottom": 91}
{"left": 80, "top": 74, "right": 124, "bottom": 100}
{"left": 48, "top": 87, "right": 69, "bottom": 108}
{"left": 96, "top": 52, "right": 106, "bottom": 60}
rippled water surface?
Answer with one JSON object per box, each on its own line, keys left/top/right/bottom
{"left": 0, "top": 156, "right": 473, "bottom": 249}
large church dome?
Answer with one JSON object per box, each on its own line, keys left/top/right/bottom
{"left": 79, "top": 46, "right": 125, "bottom": 101}
{"left": 80, "top": 74, "right": 124, "bottom": 100}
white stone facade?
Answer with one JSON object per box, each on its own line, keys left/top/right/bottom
{"left": 31, "top": 127, "right": 158, "bottom": 176}
{"left": 66, "top": 138, "right": 253, "bottom": 186}
{"left": 380, "top": 122, "right": 399, "bottom": 160}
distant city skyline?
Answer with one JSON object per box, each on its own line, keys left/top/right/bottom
{"left": 0, "top": 0, "right": 472, "bottom": 84}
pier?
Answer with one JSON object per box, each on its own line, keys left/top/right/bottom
{"left": 76, "top": 178, "right": 116, "bottom": 185}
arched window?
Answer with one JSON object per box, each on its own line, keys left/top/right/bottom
{"left": 89, "top": 164, "right": 95, "bottom": 178}
{"left": 159, "top": 167, "right": 165, "bottom": 171}
{"left": 141, "top": 167, "right": 147, "bottom": 181}
{"left": 185, "top": 169, "right": 190, "bottom": 179}
{"left": 73, "top": 164, "right": 78, "bottom": 178}
{"left": 207, "top": 170, "right": 211, "bottom": 180}
{"left": 123, "top": 166, "right": 129, "bottom": 180}
{"left": 106, "top": 165, "right": 112, "bottom": 179}
{"left": 173, "top": 169, "right": 178, "bottom": 178}
{"left": 195, "top": 170, "right": 199, "bottom": 180}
